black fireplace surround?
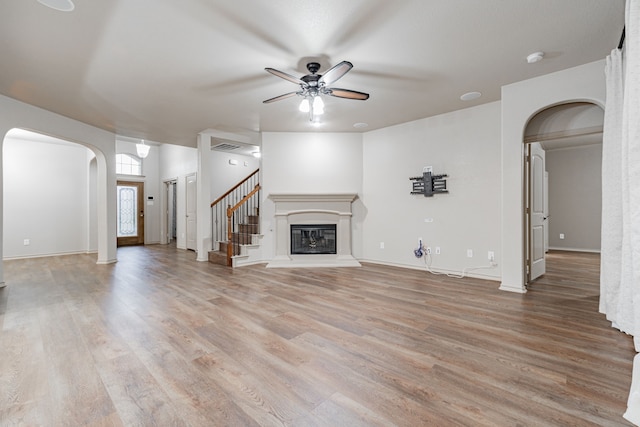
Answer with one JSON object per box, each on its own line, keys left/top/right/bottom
{"left": 290, "top": 224, "right": 337, "bottom": 255}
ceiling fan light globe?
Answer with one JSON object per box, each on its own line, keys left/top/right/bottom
{"left": 312, "top": 96, "right": 325, "bottom": 115}
{"left": 312, "top": 96, "right": 324, "bottom": 110}
{"left": 299, "top": 98, "right": 310, "bottom": 112}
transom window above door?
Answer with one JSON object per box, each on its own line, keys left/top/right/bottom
{"left": 116, "top": 153, "right": 142, "bottom": 176}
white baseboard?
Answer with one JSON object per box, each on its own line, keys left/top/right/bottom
{"left": 547, "top": 247, "right": 600, "bottom": 253}
{"left": 358, "top": 258, "right": 501, "bottom": 282}
{"left": 3, "top": 250, "right": 90, "bottom": 261}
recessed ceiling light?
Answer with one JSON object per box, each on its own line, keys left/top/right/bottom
{"left": 37, "top": 0, "right": 75, "bottom": 12}
{"left": 526, "top": 52, "right": 544, "bottom": 64}
{"left": 353, "top": 122, "right": 368, "bottom": 128}
{"left": 460, "top": 91, "right": 481, "bottom": 101}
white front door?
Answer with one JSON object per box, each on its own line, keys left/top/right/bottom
{"left": 186, "top": 174, "right": 197, "bottom": 251}
{"left": 529, "top": 143, "right": 546, "bottom": 282}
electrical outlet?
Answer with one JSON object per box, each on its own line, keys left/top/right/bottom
{"left": 23, "top": 239, "right": 30, "bottom": 246}
{"left": 559, "top": 233, "right": 565, "bottom": 240}
{"left": 488, "top": 251, "right": 495, "bottom": 261}
{"left": 467, "top": 249, "right": 473, "bottom": 258}
{"left": 424, "top": 218, "right": 434, "bottom": 223}
{"left": 380, "top": 242, "right": 385, "bottom": 249}
{"left": 426, "top": 247, "right": 432, "bottom": 254}
{"left": 435, "top": 247, "right": 441, "bottom": 255}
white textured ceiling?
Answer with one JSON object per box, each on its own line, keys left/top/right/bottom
{"left": 0, "top": 0, "right": 625, "bottom": 147}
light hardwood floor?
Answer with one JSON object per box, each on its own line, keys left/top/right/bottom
{"left": 0, "top": 247, "right": 635, "bottom": 426}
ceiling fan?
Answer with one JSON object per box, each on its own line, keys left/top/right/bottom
{"left": 263, "top": 61, "right": 369, "bottom": 121}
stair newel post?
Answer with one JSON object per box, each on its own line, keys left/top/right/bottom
{"left": 226, "top": 204, "right": 233, "bottom": 266}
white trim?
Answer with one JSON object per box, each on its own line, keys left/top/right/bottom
{"left": 359, "top": 258, "right": 502, "bottom": 282}
{"left": 3, "top": 249, "right": 97, "bottom": 261}
{"left": 547, "top": 247, "right": 601, "bottom": 253}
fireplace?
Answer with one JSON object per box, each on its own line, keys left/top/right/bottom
{"left": 291, "top": 224, "right": 337, "bottom": 255}
{"left": 267, "top": 193, "right": 360, "bottom": 268}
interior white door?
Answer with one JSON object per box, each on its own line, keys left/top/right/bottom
{"left": 186, "top": 174, "right": 197, "bottom": 251}
{"left": 529, "top": 143, "right": 546, "bottom": 281}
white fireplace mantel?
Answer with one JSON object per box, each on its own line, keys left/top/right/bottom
{"left": 267, "top": 193, "right": 361, "bottom": 268}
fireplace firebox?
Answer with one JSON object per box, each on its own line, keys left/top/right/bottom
{"left": 290, "top": 224, "right": 337, "bottom": 255}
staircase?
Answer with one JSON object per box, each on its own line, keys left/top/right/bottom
{"left": 208, "top": 169, "right": 262, "bottom": 267}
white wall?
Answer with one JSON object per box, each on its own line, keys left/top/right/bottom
{"left": 501, "top": 60, "right": 606, "bottom": 292}
{"left": 3, "top": 135, "right": 92, "bottom": 259}
{"left": 210, "top": 151, "right": 260, "bottom": 201}
{"left": 260, "top": 132, "right": 364, "bottom": 260}
{"left": 546, "top": 143, "right": 602, "bottom": 252}
{"left": 362, "top": 102, "right": 502, "bottom": 280}
{"left": 159, "top": 143, "right": 197, "bottom": 249}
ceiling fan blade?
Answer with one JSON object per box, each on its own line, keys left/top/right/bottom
{"left": 328, "top": 88, "right": 369, "bottom": 100}
{"left": 263, "top": 91, "right": 299, "bottom": 104}
{"left": 265, "top": 67, "right": 303, "bottom": 85}
{"left": 319, "top": 61, "right": 353, "bottom": 85}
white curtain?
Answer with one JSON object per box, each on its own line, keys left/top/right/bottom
{"left": 600, "top": 48, "right": 624, "bottom": 325}
{"left": 600, "top": 0, "right": 640, "bottom": 424}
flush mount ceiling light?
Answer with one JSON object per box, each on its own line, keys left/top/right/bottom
{"left": 460, "top": 91, "right": 482, "bottom": 101}
{"left": 526, "top": 51, "right": 545, "bottom": 64}
{"left": 264, "top": 61, "right": 369, "bottom": 122}
{"left": 37, "top": 0, "right": 75, "bottom": 11}
{"left": 136, "top": 140, "right": 150, "bottom": 158}
{"left": 353, "top": 122, "right": 368, "bottom": 129}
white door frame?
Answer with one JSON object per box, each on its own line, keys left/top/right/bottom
{"left": 185, "top": 173, "right": 197, "bottom": 251}
{"left": 161, "top": 178, "right": 177, "bottom": 244}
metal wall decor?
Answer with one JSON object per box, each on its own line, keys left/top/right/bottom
{"left": 410, "top": 171, "right": 449, "bottom": 197}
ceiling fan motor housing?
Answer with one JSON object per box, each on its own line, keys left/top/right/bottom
{"left": 301, "top": 74, "right": 320, "bottom": 88}
{"left": 306, "top": 62, "right": 321, "bottom": 74}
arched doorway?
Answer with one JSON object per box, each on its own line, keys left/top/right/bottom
{"left": 522, "top": 102, "right": 604, "bottom": 285}
{"left": 499, "top": 60, "right": 606, "bottom": 294}
{"left": 0, "top": 94, "right": 118, "bottom": 287}
{"left": 2, "top": 128, "right": 100, "bottom": 259}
